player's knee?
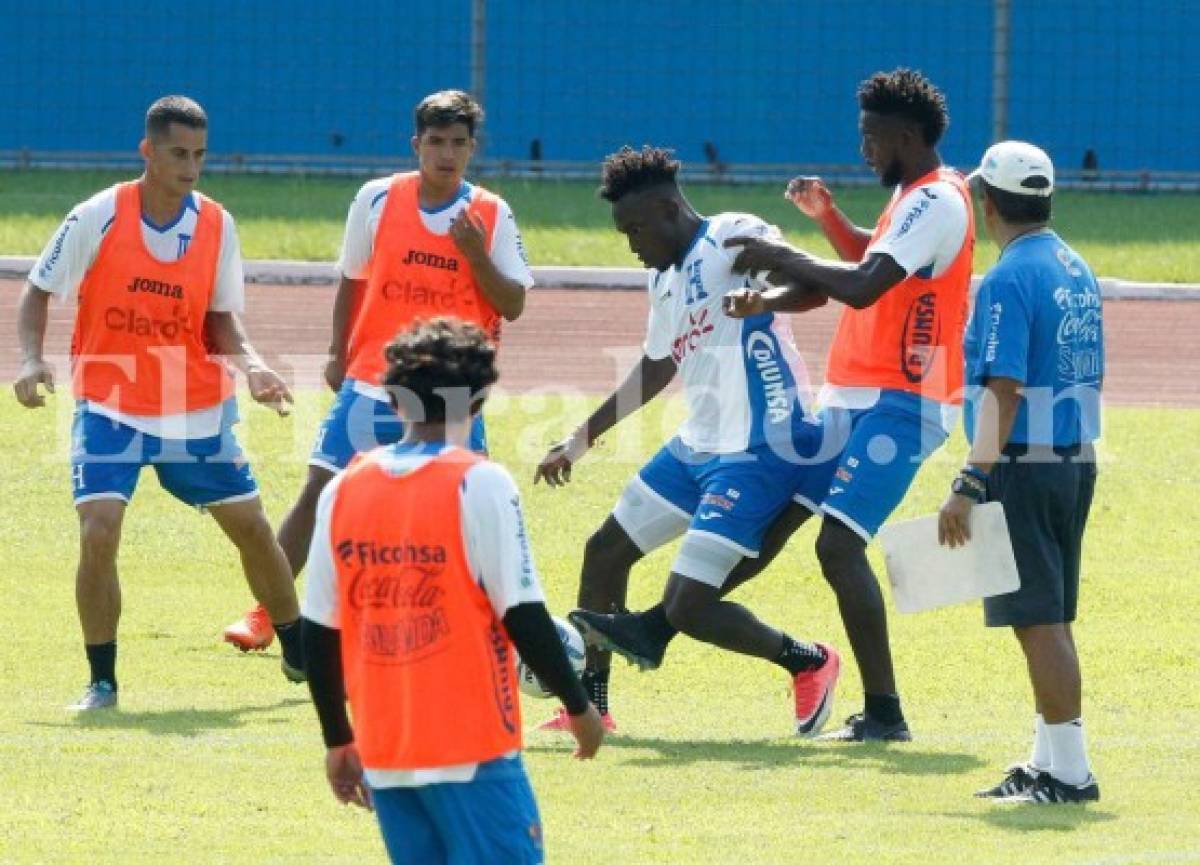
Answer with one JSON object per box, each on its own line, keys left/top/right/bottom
{"left": 584, "top": 518, "right": 639, "bottom": 572}
{"left": 230, "top": 512, "right": 276, "bottom": 551}
{"left": 815, "top": 521, "right": 865, "bottom": 581}
{"left": 663, "top": 591, "right": 701, "bottom": 634}
{"left": 298, "top": 470, "right": 333, "bottom": 511}
{"left": 78, "top": 513, "right": 121, "bottom": 558}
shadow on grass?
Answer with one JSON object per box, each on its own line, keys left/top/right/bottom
{"left": 28, "top": 697, "right": 310, "bottom": 738}
{"left": 936, "top": 804, "right": 1117, "bottom": 833}
{"left": 527, "top": 735, "right": 985, "bottom": 776}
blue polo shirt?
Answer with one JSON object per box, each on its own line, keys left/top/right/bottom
{"left": 964, "top": 229, "right": 1104, "bottom": 447}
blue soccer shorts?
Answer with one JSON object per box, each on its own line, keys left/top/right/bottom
{"left": 310, "top": 379, "right": 487, "bottom": 472}
{"left": 800, "top": 390, "right": 952, "bottom": 541}
{"left": 70, "top": 400, "right": 258, "bottom": 508}
{"left": 614, "top": 436, "right": 818, "bottom": 560}
{"left": 371, "top": 755, "right": 543, "bottom": 865}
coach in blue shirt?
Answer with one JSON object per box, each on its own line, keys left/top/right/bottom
{"left": 939, "top": 141, "right": 1103, "bottom": 805}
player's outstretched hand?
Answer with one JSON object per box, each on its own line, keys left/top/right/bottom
{"left": 567, "top": 703, "right": 605, "bottom": 760}
{"left": 534, "top": 433, "right": 587, "bottom": 487}
{"left": 937, "top": 492, "right": 974, "bottom": 548}
{"left": 13, "top": 358, "right": 55, "bottom": 408}
{"left": 247, "top": 365, "right": 294, "bottom": 417}
{"left": 786, "top": 176, "right": 834, "bottom": 220}
{"left": 449, "top": 211, "right": 488, "bottom": 262}
{"left": 723, "top": 234, "right": 795, "bottom": 280}
{"left": 723, "top": 288, "right": 765, "bottom": 319}
{"left": 325, "top": 744, "right": 373, "bottom": 810}
{"left": 323, "top": 356, "right": 346, "bottom": 393}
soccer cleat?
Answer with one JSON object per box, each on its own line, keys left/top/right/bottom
{"left": 280, "top": 656, "right": 307, "bottom": 684}
{"left": 223, "top": 604, "right": 275, "bottom": 652}
{"left": 535, "top": 707, "right": 618, "bottom": 734}
{"left": 793, "top": 642, "right": 841, "bottom": 737}
{"left": 67, "top": 681, "right": 118, "bottom": 712}
{"left": 1000, "top": 772, "right": 1100, "bottom": 805}
{"left": 975, "top": 763, "right": 1046, "bottom": 798}
{"left": 568, "top": 609, "right": 667, "bottom": 671}
{"left": 819, "top": 712, "right": 913, "bottom": 743}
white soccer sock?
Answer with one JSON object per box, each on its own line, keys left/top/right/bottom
{"left": 1046, "top": 718, "right": 1092, "bottom": 785}
{"left": 1029, "top": 714, "right": 1052, "bottom": 771}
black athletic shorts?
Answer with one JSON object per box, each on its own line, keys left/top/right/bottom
{"left": 983, "top": 443, "right": 1097, "bottom": 628}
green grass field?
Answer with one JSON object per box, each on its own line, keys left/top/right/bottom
{"left": 2, "top": 394, "right": 1198, "bottom": 864}
{"left": 2, "top": 169, "right": 1199, "bottom": 282}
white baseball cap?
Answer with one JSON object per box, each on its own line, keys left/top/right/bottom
{"left": 967, "top": 141, "right": 1054, "bottom": 197}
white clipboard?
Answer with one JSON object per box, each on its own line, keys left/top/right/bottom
{"left": 877, "top": 501, "right": 1021, "bottom": 614}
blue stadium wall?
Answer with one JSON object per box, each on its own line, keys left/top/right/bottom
{"left": 2, "top": 0, "right": 1196, "bottom": 173}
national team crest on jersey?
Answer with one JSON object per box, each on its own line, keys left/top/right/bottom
{"left": 684, "top": 258, "right": 708, "bottom": 305}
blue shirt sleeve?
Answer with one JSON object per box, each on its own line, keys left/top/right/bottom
{"left": 972, "top": 270, "right": 1031, "bottom": 385}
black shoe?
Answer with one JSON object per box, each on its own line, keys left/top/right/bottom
{"left": 975, "top": 763, "right": 1046, "bottom": 798}
{"left": 281, "top": 656, "right": 307, "bottom": 684}
{"left": 568, "top": 609, "right": 667, "bottom": 671}
{"left": 1002, "top": 772, "right": 1100, "bottom": 804}
{"left": 818, "top": 712, "right": 912, "bottom": 742}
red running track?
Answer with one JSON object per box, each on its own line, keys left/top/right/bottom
{"left": 2, "top": 280, "right": 1196, "bottom": 406}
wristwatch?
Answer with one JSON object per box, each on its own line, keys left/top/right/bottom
{"left": 951, "top": 475, "right": 986, "bottom": 503}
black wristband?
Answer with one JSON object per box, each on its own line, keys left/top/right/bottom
{"left": 952, "top": 475, "right": 986, "bottom": 503}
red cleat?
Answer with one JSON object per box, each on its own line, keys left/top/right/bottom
{"left": 223, "top": 604, "right": 275, "bottom": 652}
{"left": 536, "top": 707, "right": 617, "bottom": 734}
{"left": 793, "top": 642, "right": 841, "bottom": 737}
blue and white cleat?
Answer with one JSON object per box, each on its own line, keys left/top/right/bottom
{"left": 67, "top": 681, "right": 118, "bottom": 712}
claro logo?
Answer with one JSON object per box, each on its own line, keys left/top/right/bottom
{"left": 380, "top": 280, "right": 460, "bottom": 308}
{"left": 899, "top": 292, "right": 940, "bottom": 382}
{"left": 104, "top": 304, "right": 194, "bottom": 340}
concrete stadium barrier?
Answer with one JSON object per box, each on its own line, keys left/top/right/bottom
{"left": 1, "top": 255, "right": 1196, "bottom": 300}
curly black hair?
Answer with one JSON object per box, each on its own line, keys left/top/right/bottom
{"left": 857, "top": 68, "right": 949, "bottom": 146}
{"left": 415, "top": 90, "right": 484, "bottom": 137}
{"left": 598, "top": 145, "right": 681, "bottom": 202}
{"left": 382, "top": 317, "right": 498, "bottom": 422}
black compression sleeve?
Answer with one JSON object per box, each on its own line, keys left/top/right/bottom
{"left": 301, "top": 618, "right": 354, "bottom": 748}
{"left": 503, "top": 603, "right": 590, "bottom": 716}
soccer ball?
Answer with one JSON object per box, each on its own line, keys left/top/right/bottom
{"left": 516, "top": 616, "right": 587, "bottom": 699}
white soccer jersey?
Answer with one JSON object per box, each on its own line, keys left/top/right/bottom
{"left": 643, "top": 213, "right": 815, "bottom": 454}
{"left": 866, "top": 178, "right": 970, "bottom": 280}
{"left": 336, "top": 177, "right": 534, "bottom": 288}
{"left": 29, "top": 186, "right": 246, "bottom": 439}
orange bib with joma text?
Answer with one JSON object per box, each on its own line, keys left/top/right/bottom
{"left": 346, "top": 173, "right": 502, "bottom": 385}
{"left": 825, "top": 168, "right": 975, "bottom": 403}
{"left": 71, "top": 182, "right": 233, "bottom": 415}
{"left": 330, "top": 448, "right": 522, "bottom": 770}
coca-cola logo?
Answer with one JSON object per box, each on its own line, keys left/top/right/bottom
{"left": 347, "top": 565, "right": 445, "bottom": 611}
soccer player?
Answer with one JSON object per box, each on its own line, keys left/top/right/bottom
{"left": 534, "top": 146, "right": 841, "bottom": 736}
{"left": 224, "top": 89, "right": 534, "bottom": 651}
{"left": 587, "top": 69, "right": 974, "bottom": 742}
{"left": 939, "top": 142, "right": 1103, "bottom": 804}
{"left": 302, "top": 318, "right": 604, "bottom": 864}
{"left": 715, "top": 68, "right": 975, "bottom": 741}
{"left": 12, "top": 96, "right": 304, "bottom": 710}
